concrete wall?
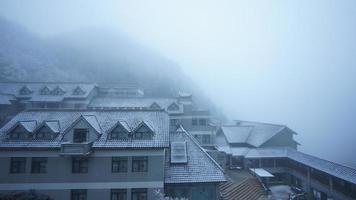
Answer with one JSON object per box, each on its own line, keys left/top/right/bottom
{"left": 0, "top": 149, "right": 165, "bottom": 200}
{"left": 165, "top": 183, "right": 218, "bottom": 200}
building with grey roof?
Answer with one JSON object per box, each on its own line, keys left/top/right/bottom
{"left": 0, "top": 109, "right": 225, "bottom": 200}
{"left": 213, "top": 121, "right": 356, "bottom": 200}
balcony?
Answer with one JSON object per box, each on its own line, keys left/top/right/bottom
{"left": 60, "top": 142, "right": 93, "bottom": 156}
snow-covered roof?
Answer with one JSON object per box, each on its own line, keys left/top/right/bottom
{"left": 221, "top": 126, "right": 253, "bottom": 144}
{"left": 250, "top": 168, "right": 274, "bottom": 178}
{"left": 220, "top": 121, "right": 296, "bottom": 147}
{"left": 165, "top": 126, "right": 226, "bottom": 184}
{"left": 0, "top": 82, "right": 96, "bottom": 101}
{"left": 245, "top": 148, "right": 356, "bottom": 184}
{"left": 0, "top": 94, "right": 15, "bottom": 105}
{"left": 88, "top": 97, "right": 183, "bottom": 113}
{"left": 18, "top": 121, "right": 37, "bottom": 133}
{"left": 0, "top": 109, "right": 169, "bottom": 149}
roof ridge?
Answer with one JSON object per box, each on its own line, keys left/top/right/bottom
{"left": 25, "top": 108, "right": 167, "bottom": 112}
{"left": 237, "top": 120, "right": 287, "bottom": 127}
{"left": 179, "top": 125, "right": 225, "bottom": 173}
{"left": 0, "top": 81, "right": 98, "bottom": 84}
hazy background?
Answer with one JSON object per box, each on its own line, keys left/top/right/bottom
{"left": 0, "top": 0, "right": 355, "bottom": 166}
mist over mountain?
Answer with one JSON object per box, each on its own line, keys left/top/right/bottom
{"left": 0, "top": 17, "right": 224, "bottom": 119}
{"left": 0, "top": 17, "right": 186, "bottom": 95}
{"left": 0, "top": 17, "right": 67, "bottom": 81}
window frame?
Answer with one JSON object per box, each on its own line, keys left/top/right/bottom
{"left": 10, "top": 157, "right": 26, "bottom": 174}
{"left": 131, "top": 188, "right": 147, "bottom": 200}
{"left": 192, "top": 118, "right": 198, "bottom": 126}
{"left": 202, "top": 135, "right": 211, "bottom": 144}
{"left": 72, "top": 157, "right": 88, "bottom": 173}
{"left": 199, "top": 118, "right": 207, "bottom": 126}
{"left": 111, "top": 189, "right": 127, "bottom": 200}
{"left": 73, "top": 128, "right": 88, "bottom": 143}
{"left": 132, "top": 156, "right": 148, "bottom": 172}
{"left": 71, "top": 189, "right": 87, "bottom": 200}
{"left": 31, "top": 157, "right": 48, "bottom": 174}
{"left": 112, "top": 157, "right": 128, "bottom": 173}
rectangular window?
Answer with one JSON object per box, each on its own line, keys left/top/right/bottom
{"left": 170, "top": 119, "right": 179, "bottom": 126}
{"left": 131, "top": 188, "right": 147, "bottom": 200}
{"left": 71, "top": 189, "right": 87, "bottom": 200}
{"left": 73, "top": 129, "right": 87, "bottom": 143}
{"left": 72, "top": 157, "right": 88, "bottom": 173}
{"left": 112, "top": 157, "right": 128, "bottom": 173}
{"left": 31, "top": 157, "right": 47, "bottom": 173}
{"left": 202, "top": 135, "right": 211, "bottom": 144}
{"left": 199, "top": 119, "right": 207, "bottom": 126}
{"left": 192, "top": 118, "right": 198, "bottom": 126}
{"left": 10, "top": 157, "right": 26, "bottom": 173}
{"left": 110, "top": 131, "right": 128, "bottom": 140}
{"left": 132, "top": 156, "right": 148, "bottom": 172}
{"left": 111, "top": 189, "right": 127, "bottom": 200}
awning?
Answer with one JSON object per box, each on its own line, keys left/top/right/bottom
{"left": 249, "top": 168, "right": 274, "bottom": 178}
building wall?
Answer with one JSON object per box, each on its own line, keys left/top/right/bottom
{"left": 0, "top": 149, "right": 165, "bottom": 200}
{"left": 165, "top": 183, "right": 218, "bottom": 200}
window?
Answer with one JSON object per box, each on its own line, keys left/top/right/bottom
{"left": 73, "top": 129, "right": 87, "bottom": 143}
{"left": 202, "top": 135, "right": 211, "bottom": 144}
{"left": 10, "top": 157, "right": 26, "bottom": 173}
{"left": 132, "top": 157, "right": 148, "bottom": 172}
{"left": 40, "top": 86, "right": 51, "bottom": 95}
{"left": 168, "top": 103, "right": 179, "bottom": 111}
{"left": 52, "top": 86, "right": 65, "bottom": 95}
{"left": 9, "top": 126, "right": 26, "bottom": 140}
{"left": 110, "top": 125, "right": 129, "bottom": 140}
{"left": 31, "top": 157, "right": 47, "bottom": 173}
{"left": 111, "top": 189, "right": 127, "bottom": 200}
{"left": 170, "top": 142, "right": 188, "bottom": 163}
{"left": 19, "top": 86, "right": 32, "bottom": 95}
{"left": 170, "top": 119, "right": 180, "bottom": 126}
{"left": 131, "top": 188, "right": 147, "bottom": 200}
{"left": 134, "top": 125, "right": 152, "bottom": 140}
{"left": 199, "top": 119, "right": 207, "bottom": 126}
{"left": 71, "top": 189, "right": 87, "bottom": 200}
{"left": 192, "top": 118, "right": 198, "bottom": 126}
{"left": 73, "top": 86, "right": 86, "bottom": 95}
{"left": 112, "top": 157, "right": 128, "bottom": 173}
{"left": 36, "top": 126, "right": 53, "bottom": 140}
{"left": 72, "top": 158, "right": 88, "bottom": 173}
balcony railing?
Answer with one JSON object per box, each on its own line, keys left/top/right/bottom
{"left": 60, "top": 142, "right": 93, "bottom": 156}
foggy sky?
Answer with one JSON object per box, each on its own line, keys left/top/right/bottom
{"left": 1, "top": 0, "right": 356, "bottom": 166}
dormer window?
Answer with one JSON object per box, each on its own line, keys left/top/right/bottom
{"left": 72, "top": 86, "right": 86, "bottom": 95}
{"left": 149, "top": 102, "right": 161, "bottom": 109}
{"left": 40, "top": 86, "right": 51, "bottom": 95}
{"left": 110, "top": 126, "right": 129, "bottom": 140}
{"left": 8, "top": 121, "right": 37, "bottom": 140}
{"left": 52, "top": 86, "right": 65, "bottom": 95}
{"left": 73, "top": 129, "right": 88, "bottom": 143}
{"left": 9, "top": 127, "right": 24, "bottom": 139}
{"left": 19, "top": 86, "right": 33, "bottom": 95}
{"left": 168, "top": 102, "right": 179, "bottom": 111}
{"left": 133, "top": 122, "right": 154, "bottom": 140}
{"left": 34, "top": 121, "right": 59, "bottom": 140}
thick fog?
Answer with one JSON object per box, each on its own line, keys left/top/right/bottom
{"left": 1, "top": 0, "right": 356, "bottom": 166}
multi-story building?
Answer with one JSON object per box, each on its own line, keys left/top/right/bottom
{"left": 0, "top": 109, "right": 225, "bottom": 200}
{"left": 214, "top": 121, "right": 356, "bottom": 200}
{"left": 0, "top": 82, "right": 98, "bottom": 126}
